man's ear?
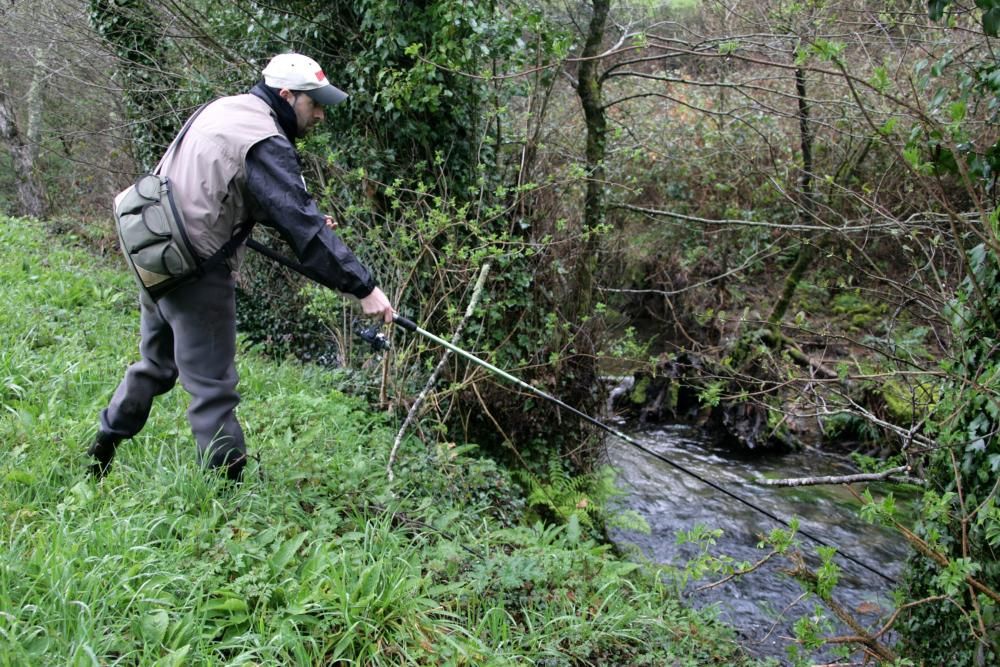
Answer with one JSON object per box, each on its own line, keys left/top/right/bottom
{"left": 278, "top": 88, "right": 295, "bottom": 105}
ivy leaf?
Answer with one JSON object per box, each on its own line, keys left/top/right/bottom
{"left": 984, "top": 8, "right": 1000, "bottom": 36}
{"left": 928, "top": 0, "right": 951, "bottom": 21}
{"left": 969, "top": 412, "right": 990, "bottom": 435}
{"left": 988, "top": 68, "right": 1000, "bottom": 91}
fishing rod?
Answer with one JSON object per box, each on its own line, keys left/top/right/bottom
{"left": 247, "top": 240, "right": 897, "bottom": 585}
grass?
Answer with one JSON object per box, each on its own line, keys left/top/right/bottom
{"left": 0, "top": 215, "right": 763, "bottom": 666}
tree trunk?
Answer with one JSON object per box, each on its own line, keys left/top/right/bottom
{"left": 536, "top": 0, "right": 611, "bottom": 470}
{"left": 0, "top": 85, "right": 46, "bottom": 218}
{"left": 26, "top": 45, "right": 50, "bottom": 166}
{"left": 572, "top": 0, "right": 610, "bottom": 323}
{"left": 768, "top": 64, "right": 816, "bottom": 327}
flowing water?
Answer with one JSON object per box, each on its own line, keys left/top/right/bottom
{"left": 606, "top": 424, "right": 912, "bottom": 663}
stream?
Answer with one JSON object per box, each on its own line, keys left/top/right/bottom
{"left": 606, "top": 423, "right": 912, "bottom": 663}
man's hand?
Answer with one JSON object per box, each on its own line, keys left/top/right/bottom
{"left": 359, "top": 287, "right": 394, "bottom": 324}
{"left": 324, "top": 215, "right": 338, "bottom": 230}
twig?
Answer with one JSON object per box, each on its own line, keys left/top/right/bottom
{"left": 387, "top": 263, "right": 491, "bottom": 481}
{"left": 693, "top": 550, "right": 779, "bottom": 592}
{"left": 759, "top": 590, "right": 810, "bottom": 646}
{"left": 871, "top": 595, "right": 949, "bottom": 640}
{"left": 760, "top": 466, "right": 926, "bottom": 488}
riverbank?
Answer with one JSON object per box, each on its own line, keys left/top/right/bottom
{"left": 0, "top": 215, "right": 767, "bottom": 664}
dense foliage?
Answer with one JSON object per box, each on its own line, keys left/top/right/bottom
{"left": 89, "top": 0, "right": 180, "bottom": 170}
{"left": 79, "top": 0, "right": 603, "bottom": 469}
{"left": 896, "top": 242, "right": 1000, "bottom": 663}
{"left": 891, "top": 3, "right": 1000, "bottom": 661}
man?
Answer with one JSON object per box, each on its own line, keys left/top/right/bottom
{"left": 89, "top": 53, "right": 393, "bottom": 481}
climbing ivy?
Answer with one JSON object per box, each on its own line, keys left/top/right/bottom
{"left": 930, "top": 0, "right": 1000, "bottom": 36}
{"left": 88, "top": 0, "right": 177, "bottom": 170}
{"left": 895, "top": 4, "right": 1000, "bottom": 663}
{"left": 899, "top": 241, "right": 1000, "bottom": 664}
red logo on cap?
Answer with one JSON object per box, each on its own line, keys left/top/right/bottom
{"left": 316, "top": 70, "right": 327, "bottom": 82}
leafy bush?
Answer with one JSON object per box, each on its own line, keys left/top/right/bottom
{"left": 898, "top": 242, "right": 1000, "bottom": 664}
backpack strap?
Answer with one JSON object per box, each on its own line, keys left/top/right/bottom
{"left": 153, "top": 103, "right": 212, "bottom": 176}
{"left": 196, "top": 222, "right": 256, "bottom": 276}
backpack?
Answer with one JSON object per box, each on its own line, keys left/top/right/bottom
{"left": 114, "top": 104, "right": 252, "bottom": 301}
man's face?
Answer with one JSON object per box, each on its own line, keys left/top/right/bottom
{"left": 282, "top": 90, "right": 325, "bottom": 136}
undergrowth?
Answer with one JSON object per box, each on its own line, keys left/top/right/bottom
{"left": 0, "top": 216, "right": 761, "bottom": 665}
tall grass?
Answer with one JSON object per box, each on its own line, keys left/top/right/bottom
{"left": 0, "top": 216, "right": 761, "bottom": 665}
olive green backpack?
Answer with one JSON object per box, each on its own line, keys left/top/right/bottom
{"left": 114, "top": 104, "right": 252, "bottom": 301}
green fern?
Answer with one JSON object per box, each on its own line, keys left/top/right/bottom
{"left": 517, "top": 457, "right": 649, "bottom": 534}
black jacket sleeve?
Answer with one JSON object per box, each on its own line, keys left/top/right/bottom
{"left": 245, "top": 136, "right": 375, "bottom": 299}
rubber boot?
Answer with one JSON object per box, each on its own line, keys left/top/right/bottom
{"left": 205, "top": 444, "right": 247, "bottom": 483}
{"left": 87, "top": 431, "right": 121, "bottom": 478}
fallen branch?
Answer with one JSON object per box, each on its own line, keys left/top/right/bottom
{"left": 840, "top": 396, "right": 939, "bottom": 451}
{"left": 757, "top": 327, "right": 840, "bottom": 380}
{"left": 387, "top": 262, "right": 491, "bottom": 482}
{"left": 760, "top": 466, "right": 925, "bottom": 488}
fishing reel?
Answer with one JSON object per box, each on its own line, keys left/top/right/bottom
{"left": 354, "top": 320, "right": 391, "bottom": 352}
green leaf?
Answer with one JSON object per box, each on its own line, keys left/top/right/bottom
{"left": 4, "top": 470, "right": 35, "bottom": 485}
{"left": 141, "top": 610, "right": 170, "bottom": 644}
{"left": 949, "top": 101, "right": 967, "bottom": 122}
{"left": 928, "top": 0, "right": 951, "bottom": 21}
{"left": 153, "top": 646, "right": 191, "bottom": 667}
{"left": 718, "top": 40, "right": 740, "bottom": 55}
{"left": 870, "top": 66, "right": 890, "bottom": 93}
{"left": 270, "top": 531, "right": 311, "bottom": 573}
{"left": 987, "top": 68, "right": 1000, "bottom": 91}
{"left": 203, "top": 596, "right": 247, "bottom": 614}
{"left": 566, "top": 513, "right": 581, "bottom": 544}
{"left": 983, "top": 7, "right": 1000, "bottom": 36}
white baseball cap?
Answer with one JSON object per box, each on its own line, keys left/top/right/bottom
{"left": 262, "top": 53, "right": 348, "bottom": 106}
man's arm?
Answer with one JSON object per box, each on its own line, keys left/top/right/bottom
{"left": 245, "top": 136, "right": 393, "bottom": 320}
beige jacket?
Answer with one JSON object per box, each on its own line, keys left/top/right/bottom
{"left": 156, "top": 94, "right": 282, "bottom": 269}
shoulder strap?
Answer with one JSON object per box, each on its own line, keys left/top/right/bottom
{"left": 151, "top": 100, "right": 252, "bottom": 275}
{"left": 153, "top": 103, "right": 212, "bottom": 176}
{"left": 196, "top": 222, "right": 256, "bottom": 276}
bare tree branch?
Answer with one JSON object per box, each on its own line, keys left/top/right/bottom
{"left": 759, "top": 465, "right": 925, "bottom": 488}
{"left": 387, "top": 262, "right": 492, "bottom": 482}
